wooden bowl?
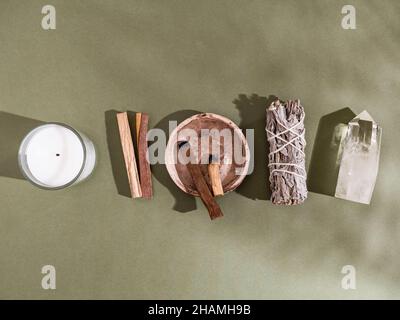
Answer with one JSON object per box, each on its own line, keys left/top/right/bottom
{"left": 165, "top": 113, "right": 250, "bottom": 196}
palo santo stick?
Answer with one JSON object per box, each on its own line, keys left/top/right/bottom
{"left": 187, "top": 163, "right": 223, "bottom": 220}
{"left": 135, "top": 112, "right": 142, "bottom": 146}
{"left": 208, "top": 155, "right": 224, "bottom": 196}
{"left": 116, "top": 112, "right": 142, "bottom": 198}
{"left": 137, "top": 113, "right": 153, "bottom": 199}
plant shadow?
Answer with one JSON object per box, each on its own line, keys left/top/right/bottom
{"left": 233, "top": 94, "right": 278, "bottom": 200}
{"left": 0, "top": 111, "right": 45, "bottom": 180}
{"left": 151, "top": 110, "right": 201, "bottom": 213}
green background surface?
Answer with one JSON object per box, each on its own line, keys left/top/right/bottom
{"left": 0, "top": 0, "right": 399, "bottom": 299}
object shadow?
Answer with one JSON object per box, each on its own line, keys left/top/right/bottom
{"left": 233, "top": 94, "right": 278, "bottom": 200}
{"left": 0, "top": 111, "right": 44, "bottom": 180}
{"left": 151, "top": 110, "right": 200, "bottom": 213}
{"left": 307, "top": 107, "right": 356, "bottom": 196}
{"left": 105, "top": 109, "right": 141, "bottom": 198}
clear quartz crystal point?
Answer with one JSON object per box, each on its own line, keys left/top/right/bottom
{"left": 335, "top": 111, "right": 382, "bottom": 204}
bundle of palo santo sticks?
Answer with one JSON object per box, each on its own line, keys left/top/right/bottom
{"left": 116, "top": 112, "right": 153, "bottom": 199}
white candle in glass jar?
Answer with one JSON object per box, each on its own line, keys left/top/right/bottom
{"left": 18, "top": 123, "right": 96, "bottom": 189}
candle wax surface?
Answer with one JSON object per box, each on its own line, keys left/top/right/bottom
{"left": 25, "top": 125, "right": 85, "bottom": 187}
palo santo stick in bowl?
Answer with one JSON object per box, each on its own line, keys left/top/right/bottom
{"left": 208, "top": 155, "right": 224, "bottom": 197}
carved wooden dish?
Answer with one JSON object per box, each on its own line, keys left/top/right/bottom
{"left": 165, "top": 113, "right": 250, "bottom": 196}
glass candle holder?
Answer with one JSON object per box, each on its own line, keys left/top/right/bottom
{"left": 18, "top": 123, "right": 96, "bottom": 190}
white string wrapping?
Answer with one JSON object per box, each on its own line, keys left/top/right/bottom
{"left": 266, "top": 99, "right": 307, "bottom": 205}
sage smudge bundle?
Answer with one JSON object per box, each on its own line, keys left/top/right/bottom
{"left": 266, "top": 99, "right": 307, "bottom": 205}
